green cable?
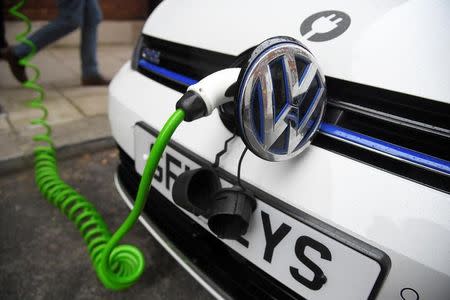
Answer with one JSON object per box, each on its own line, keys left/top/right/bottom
{"left": 9, "top": 0, "right": 185, "bottom": 290}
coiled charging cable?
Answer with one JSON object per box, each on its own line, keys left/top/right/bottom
{"left": 9, "top": 0, "right": 184, "bottom": 290}
{"left": 10, "top": 0, "right": 238, "bottom": 290}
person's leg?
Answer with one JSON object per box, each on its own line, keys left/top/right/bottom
{"left": 80, "top": 0, "right": 104, "bottom": 80}
{"left": 13, "top": 0, "right": 84, "bottom": 58}
{"left": 4, "top": 0, "right": 84, "bottom": 83}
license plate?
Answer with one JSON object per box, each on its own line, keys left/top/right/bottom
{"left": 134, "top": 123, "right": 389, "bottom": 300}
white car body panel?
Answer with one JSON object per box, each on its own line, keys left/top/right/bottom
{"left": 109, "top": 0, "right": 450, "bottom": 298}
{"left": 109, "top": 62, "right": 450, "bottom": 299}
{"left": 144, "top": 0, "right": 450, "bottom": 104}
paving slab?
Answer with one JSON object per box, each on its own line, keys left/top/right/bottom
{"left": 57, "top": 86, "right": 107, "bottom": 99}
{"left": 50, "top": 115, "right": 111, "bottom": 147}
{"left": 1, "top": 88, "right": 83, "bottom": 133}
{"left": 45, "top": 47, "right": 82, "bottom": 77}
{"left": 0, "top": 115, "right": 113, "bottom": 175}
{"left": 98, "top": 45, "right": 134, "bottom": 61}
{"left": 18, "top": 114, "right": 112, "bottom": 154}
{"left": 34, "top": 51, "right": 81, "bottom": 85}
{"left": 0, "top": 132, "right": 22, "bottom": 162}
{"left": 45, "top": 46, "right": 131, "bottom": 85}
{"left": 0, "top": 114, "right": 11, "bottom": 133}
{"left": 64, "top": 93, "right": 108, "bottom": 117}
{"left": 0, "top": 44, "right": 133, "bottom": 173}
{"left": 97, "top": 46, "right": 131, "bottom": 78}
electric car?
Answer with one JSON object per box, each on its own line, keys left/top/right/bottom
{"left": 109, "top": 0, "right": 450, "bottom": 299}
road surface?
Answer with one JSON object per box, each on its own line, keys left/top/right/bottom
{"left": 0, "top": 148, "right": 213, "bottom": 300}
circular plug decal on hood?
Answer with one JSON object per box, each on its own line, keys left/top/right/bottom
{"left": 301, "top": 10, "right": 351, "bottom": 42}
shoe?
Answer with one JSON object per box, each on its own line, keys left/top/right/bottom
{"left": 3, "top": 48, "right": 28, "bottom": 83}
{"left": 82, "top": 74, "right": 110, "bottom": 86}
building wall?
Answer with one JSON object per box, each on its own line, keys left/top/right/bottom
{"left": 3, "top": 0, "right": 162, "bottom": 20}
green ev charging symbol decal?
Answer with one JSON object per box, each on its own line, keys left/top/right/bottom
{"left": 300, "top": 10, "right": 351, "bottom": 42}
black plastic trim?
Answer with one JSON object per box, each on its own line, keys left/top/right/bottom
{"left": 326, "top": 78, "right": 450, "bottom": 132}
{"left": 139, "top": 35, "right": 235, "bottom": 83}
{"left": 323, "top": 106, "right": 450, "bottom": 162}
{"left": 138, "top": 64, "right": 187, "bottom": 93}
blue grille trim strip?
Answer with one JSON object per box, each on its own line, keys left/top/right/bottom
{"left": 319, "top": 123, "right": 450, "bottom": 175}
{"left": 138, "top": 59, "right": 198, "bottom": 86}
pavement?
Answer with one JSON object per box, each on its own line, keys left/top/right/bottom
{"left": 0, "top": 44, "right": 128, "bottom": 172}
{"left": 0, "top": 147, "right": 213, "bottom": 300}
{"left": 1, "top": 21, "right": 137, "bottom": 174}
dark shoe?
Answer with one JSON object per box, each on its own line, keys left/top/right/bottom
{"left": 3, "top": 48, "right": 28, "bottom": 83}
{"left": 82, "top": 74, "right": 110, "bottom": 86}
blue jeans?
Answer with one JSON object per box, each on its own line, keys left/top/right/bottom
{"left": 14, "top": 0, "right": 103, "bottom": 78}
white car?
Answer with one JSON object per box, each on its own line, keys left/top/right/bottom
{"left": 109, "top": 0, "right": 450, "bottom": 299}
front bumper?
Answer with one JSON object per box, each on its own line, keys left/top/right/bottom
{"left": 109, "top": 62, "right": 450, "bottom": 299}
{"left": 115, "top": 148, "right": 304, "bottom": 299}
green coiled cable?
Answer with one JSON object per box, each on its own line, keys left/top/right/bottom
{"left": 9, "top": 0, "right": 185, "bottom": 290}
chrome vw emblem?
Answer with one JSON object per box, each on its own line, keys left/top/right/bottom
{"left": 237, "top": 37, "right": 326, "bottom": 161}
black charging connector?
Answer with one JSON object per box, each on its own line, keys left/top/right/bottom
{"left": 175, "top": 91, "right": 207, "bottom": 122}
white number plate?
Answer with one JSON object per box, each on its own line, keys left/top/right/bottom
{"left": 134, "top": 124, "right": 388, "bottom": 300}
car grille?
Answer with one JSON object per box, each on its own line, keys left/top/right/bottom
{"left": 135, "top": 35, "right": 450, "bottom": 193}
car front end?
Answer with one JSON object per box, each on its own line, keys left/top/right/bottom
{"left": 109, "top": 1, "right": 450, "bottom": 299}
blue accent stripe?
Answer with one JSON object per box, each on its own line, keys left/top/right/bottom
{"left": 138, "top": 59, "right": 198, "bottom": 86}
{"left": 273, "top": 58, "right": 291, "bottom": 123}
{"left": 256, "top": 80, "right": 265, "bottom": 143}
{"left": 319, "top": 123, "right": 450, "bottom": 174}
{"left": 136, "top": 60, "right": 450, "bottom": 174}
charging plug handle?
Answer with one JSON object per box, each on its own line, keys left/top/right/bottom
{"left": 176, "top": 68, "right": 241, "bottom": 122}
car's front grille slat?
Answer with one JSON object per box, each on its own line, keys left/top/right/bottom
{"left": 327, "top": 98, "right": 450, "bottom": 138}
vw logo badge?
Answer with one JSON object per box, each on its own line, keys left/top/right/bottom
{"left": 236, "top": 37, "right": 326, "bottom": 161}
